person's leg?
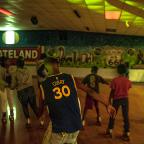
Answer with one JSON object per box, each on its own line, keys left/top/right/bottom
{"left": 82, "top": 106, "right": 88, "bottom": 126}
{"left": 94, "top": 100, "right": 101, "bottom": 125}
{"left": 121, "top": 98, "right": 130, "bottom": 141}
{"left": 106, "top": 99, "right": 120, "bottom": 137}
{"left": 0, "top": 89, "right": 8, "bottom": 124}
{"left": 7, "top": 88, "right": 14, "bottom": 121}
{"left": 82, "top": 95, "right": 93, "bottom": 126}
{"left": 42, "top": 121, "right": 52, "bottom": 144}
{"left": 28, "top": 87, "right": 39, "bottom": 117}
{"left": 28, "top": 87, "right": 44, "bottom": 127}
{"left": 17, "top": 90, "right": 31, "bottom": 127}
{"left": 64, "top": 131, "right": 79, "bottom": 144}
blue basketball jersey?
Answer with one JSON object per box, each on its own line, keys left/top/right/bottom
{"left": 42, "top": 73, "right": 82, "bottom": 133}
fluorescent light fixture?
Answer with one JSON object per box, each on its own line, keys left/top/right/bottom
{"left": 87, "top": 5, "right": 104, "bottom": 10}
{"left": 67, "top": 0, "right": 83, "bottom": 4}
{"left": 5, "top": 30, "right": 15, "bottom": 44}
{"left": 85, "top": 0, "right": 103, "bottom": 5}
{"left": 0, "top": 8, "right": 13, "bottom": 16}
{"left": 105, "top": 11, "right": 121, "bottom": 20}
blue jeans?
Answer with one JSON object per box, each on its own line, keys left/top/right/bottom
{"left": 108, "top": 98, "right": 130, "bottom": 133}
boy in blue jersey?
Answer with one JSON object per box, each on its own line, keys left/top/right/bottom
{"left": 41, "top": 57, "right": 116, "bottom": 144}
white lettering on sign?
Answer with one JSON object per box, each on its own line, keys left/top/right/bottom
{"left": 25, "top": 50, "right": 31, "bottom": 59}
{"left": 19, "top": 50, "right": 25, "bottom": 57}
{"left": 0, "top": 48, "right": 40, "bottom": 62}
{"left": 14, "top": 50, "right": 18, "bottom": 59}
{"left": 2, "top": 50, "right": 8, "bottom": 57}
{"left": 8, "top": 50, "right": 14, "bottom": 58}
{"left": 32, "top": 50, "right": 38, "bottom": 59}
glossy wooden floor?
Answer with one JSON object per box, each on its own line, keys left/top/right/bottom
{"left": 0, "top": 83, "right": 144, "bottom": 144}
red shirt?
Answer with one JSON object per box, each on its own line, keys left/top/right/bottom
{"left": 110, "top": 76, "right": 132, "bottom": 100}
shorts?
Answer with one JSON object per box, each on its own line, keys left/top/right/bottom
{"left": 85, "top": 95, "right": 94, "bottom": 109}
{"left": 42, "top": 121, "right": 79, "bottom": 144}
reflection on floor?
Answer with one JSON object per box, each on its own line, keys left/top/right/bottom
{"left": 0, "top": 84, "right": 144, "bottom": 144}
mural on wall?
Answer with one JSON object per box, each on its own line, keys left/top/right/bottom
{"left": 45, "top": 45, "right": 144, "bottom": 68}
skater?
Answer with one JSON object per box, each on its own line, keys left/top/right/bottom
{"left": 106, "top": 64, "right": 132, "bottom": 141}
{"left": 82, "top": 66, "right": 109, "bottom": 126}
{"left": 0, "top": 56, "right": 14, "bottom": 124}
{"left": 11, "top": 56, "right": 42, "bottom": 128}
{"left": 36, "top": 53, "right": 48, "bottom": 127}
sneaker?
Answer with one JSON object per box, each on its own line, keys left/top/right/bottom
{"left": 98, "top": 116, "right": 102, "bottom": 122}
{"left": 25, "top": 123, "right": 31, "bottom": 129}
{"left": 40, "top": 121, "right": 44, "bottom": 129}
{"left": 81, "top": 120, "right": 86, "bottom": 130}
{"left": 9, "top": 115, "right": 14, "bottom": 121}
{"left": 105, "top": 129, "right": 113, "bottom": 138}
{"left": 96, "top": 116, "right": 102, "bottom": 126}
{"left": 96, "top": 121, "right": 101, "bottom": 126}
{"left": 121, "top": 133, "right": 130, "bottom": 141}
{"left": 26, "top": 118, "right": 31, "bottom": 129}
{"left": 82, "top": 120, "right": 86, "bottom": 126}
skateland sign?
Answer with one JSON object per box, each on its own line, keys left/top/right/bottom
{"left": 0, "top": 48, "right": 42, "bottom": 64}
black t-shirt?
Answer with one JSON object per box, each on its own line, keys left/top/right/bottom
{"left": 42, "top": 73, "right": 82, "bottom": 133}
{"left": 82, "top": 74, "right": 107, "bottom": 93}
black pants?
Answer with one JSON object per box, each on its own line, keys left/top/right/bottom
{"left": 17, "top": 86, "right": 39, "bottom": 119}
{"left": 108, "top": 98, "right": 130, "bottom": 133}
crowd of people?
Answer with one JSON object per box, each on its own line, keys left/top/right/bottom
{"left": 0, "top": 54, "right": 131, "bottom": 144}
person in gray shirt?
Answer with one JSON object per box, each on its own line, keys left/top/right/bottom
{"left": 11, "top": 56, "right": 42, "bottom": 128}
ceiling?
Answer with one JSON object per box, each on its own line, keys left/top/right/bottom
{"left": 0, "top": 0, "right": 144, "bottom": 36}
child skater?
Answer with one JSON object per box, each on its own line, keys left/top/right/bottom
{"left": 36, "top": 53, "right": 48, "bottom": 127}
{"left": 82, "top": 66, "right": 109, "bottom": 126}
{"left": 106, "top": 64, "right": 132, "bottom": 141}
{"left": 0, "top": 56, "right": 14, "bottom": 124}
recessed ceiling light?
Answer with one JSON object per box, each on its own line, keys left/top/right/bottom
{"left": 105, "top": 11, "right": 121, "bottom": 20}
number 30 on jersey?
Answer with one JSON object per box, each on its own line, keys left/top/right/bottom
{"left": 53, "top": 85, "right": 71, "bottom": 100}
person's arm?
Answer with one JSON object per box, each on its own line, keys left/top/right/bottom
{"left": 0, "top": 69, "right": 8, "bottom": 87}
{"left": 108, "top": 79, "right": 115, "bottom": 105}
{"left": 82, "top": 75, "right": 89, "bottom": 85}
{"left": 10, "top": 72, "right": 17, "bottom": 90}
{"left": 74, "top": 77, "right": 116, "bottom": 117}
{"left": 38, "top": 82, "right": 50, "bottom": 115}
{"left": 0, "top": 78, "right": 8, "bottom": 88}
{"left": 99, "top": 76, "right": 109, "bottom": 85}
{"left": 76, "top": 78, "right": 108, "bottom": 106}
{"left": 109, "top": 89, "right": 114, "bottom": 104}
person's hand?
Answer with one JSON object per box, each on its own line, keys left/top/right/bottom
{"left": 107, "top": 104, "right": 116, "bottom": 118}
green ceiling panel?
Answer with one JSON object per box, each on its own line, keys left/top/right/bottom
{"left": 85, "top": 0, "right": 103, "bottom": 5}
{"left": 105, "top": 1, "right": 119, "bottom": 11}
{"left": 87, "top": 5, "right": 104, "bottom": 10}
{"left": 67, "top": 0, "right": 84, "bottom": 4}
{"left": 67, "top": 0, "right": 144, "bottom": 27}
